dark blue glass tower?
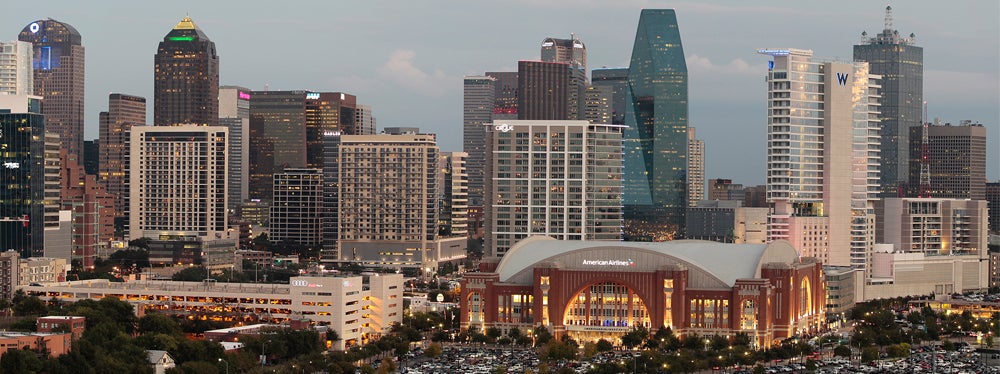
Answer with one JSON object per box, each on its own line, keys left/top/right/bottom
{"left": 623, "top": 9, "right": 688, "bottom": 241}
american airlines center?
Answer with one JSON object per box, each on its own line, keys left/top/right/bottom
{"left": 460, "top": 236, "right": 825, "bottom": 347}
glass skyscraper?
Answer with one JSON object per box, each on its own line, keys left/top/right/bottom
{"left": 154, "top": 17, "right": 219, "bottom": 126}
{"left": 622, "top": 9, "right": 689, "bottom": 241}
{"left": 853, "top": 6, "right": 922, "bottom": 196}
{"left": 18, "top": 19, "right": 85, "bottom": 159}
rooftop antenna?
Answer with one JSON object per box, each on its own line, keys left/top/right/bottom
{"left": 884, "top": 5, "right": 893, "bottom": 31}
{"left": 918, "top": 101, "right": 931, "bottom": 198}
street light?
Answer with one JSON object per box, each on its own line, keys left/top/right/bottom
{"left": 218, "top": 358, "right": 229, "bottom": 374}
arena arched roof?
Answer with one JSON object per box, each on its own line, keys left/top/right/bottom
{"left": 494, "top": 236, "right": 800, "bottom": 289}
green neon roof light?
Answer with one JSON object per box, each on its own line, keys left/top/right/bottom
{"left": 168, "top": 36, "right": 194, "bottom": 41}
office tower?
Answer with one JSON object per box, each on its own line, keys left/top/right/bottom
{"left": 687, "top": 127, "right": 704, "bottom": 207}
{"left": 485, "top": 72, "right": 518, "bottom": 120}
{"left": 338, "top": 134, "right": 457, "bottom": 269}
{"left": 708, "top": 179, "right": 745, "bottom": 202}
{"left": 987, "top": 182, "right": 999, "bottom": 234}
{"left": 18, "top": 19, "right": 85, "bottom": 159}
{"left": 269, "top": 168, "right": 323, "bottom": 246}
{"left": 0, "top": 95, "right": 60, "bottom": 258}
{"left": 591, "top": 67, "right": 628, "bottom": 125}
{"left": 0, "top": 41, "right": 32, "bottom": 95}
{"left": 219, "top": 86, "right": 250, "bottom": 210}
{"left": 760, "top": 48, "right": 880, "bottom": 268}
{"left": 623, "top": 9, "right": 689, "bottom": 241}
{"left": 438, "top": 152, "right": 469, "bottom": 237}
{"left": 153, "top": 16, "right": 219, "bottom": 126}
{"left": 908, "top": 121, "right": 987, "bottom": 200}
{"left": 484, "top": 120, "right": 624, "bottom": 257}
{"left": 320, "top": 131, "right": 342, "bottom": 261}
{"left": 59, "top": 148, "right": 113, "bottom": 269}
{"left": 540, "top": 35, "right": 586, "bottom": 73}
{"left": 248, "top": 90, "right": 307, "bottom": 200}
{"left": 306, "top": 92, "right": 356, "bottom": 168}
{"left": 128, "top": 125, "right": 228, "bottom": 240}
{"left": 463, "top": 76, "right": 496, "bottom": 207}
{"left": 583, "top": 85, "right": 612, "bottom": 124}
{"left": 355, "top": 104, "right": 376, "bottom": 135}
{"left": 98, "top": 93, "right": 146, "bottom": 217}
{"left": 517, "top": 61, "right": 569, "bottom": 120}
{"left": 854, "top": 6, "right": 923, "bottom": 196}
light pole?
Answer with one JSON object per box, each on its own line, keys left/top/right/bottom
{"left": 218, "top": 358, "right": 229, "bottom": 374}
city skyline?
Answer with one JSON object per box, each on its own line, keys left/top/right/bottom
{"left": 2, "top": 1, "right": 997, "bottom": 185}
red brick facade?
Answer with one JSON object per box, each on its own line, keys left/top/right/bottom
{"left": 460, "top": 239, "right": 825, "bottom": 347}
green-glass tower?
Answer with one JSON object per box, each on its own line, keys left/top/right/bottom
{"left": 623, "top": 9, "right": 689, "bottom": 241}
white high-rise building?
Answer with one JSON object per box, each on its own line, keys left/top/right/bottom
{"left": 485, "top": 120, "right": 624, "bottom": 257}
{"left": 355, "top": 104, "right": 376, "bottom": 135}
{"left": 687, "top": 127, "right": 705, "bottom": 207}
{"left": 219, "top": 86, "right": 250, "bottom": 210}
{"left": 129, "top": 125, "right": 228, "bottom": 240}
{"left": 0, "top": 41, "right": 32, "bottom": 95}
{"left": 759, "top": 48, "right": 880, "bottom": 268}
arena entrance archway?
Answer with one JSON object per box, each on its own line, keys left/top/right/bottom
{"left": 561, "top": 281, "right": 651, "bottom": 343}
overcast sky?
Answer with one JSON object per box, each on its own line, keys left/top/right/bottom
{"left": 4, "top": 0, "right": 998, "bottom": 184}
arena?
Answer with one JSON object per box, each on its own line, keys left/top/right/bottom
{"left": 461, "top": 237, "right": 825, "bottom": 347}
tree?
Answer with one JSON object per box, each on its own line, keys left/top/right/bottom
{"left": 485, "top": 326, "right": 502, "bottom": 342}
{"left": 12, "top": 295, "right": 46, "bottom": 316}
{"left": 0, "top": 347, "right": 43, "bottom": 373}
{"left": 425, "top": 343, "right": 443, "bottom": 358}
{"left": 620, "top": 326, "right": 649, "bottom": 350}
{"left": 173, "top": 266, "right": 210, "bottom": 281}
{"left": 833, "top": 344, "right": 852, "bottom": 357}
{"left": 533, "top": 325, "right": 553, "bottom": 346}
{"left": 596, "top": 339, "right": 614, "bottom": 352}
{"left": 861, "top": 346, "right": 879, "bottom": 362}
{"left": 139, "top": 313, "right": 183, "bottom": 336}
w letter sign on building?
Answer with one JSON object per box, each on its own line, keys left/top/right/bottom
{"left": 836, "top": 73, "right": 849, "bottom": 86}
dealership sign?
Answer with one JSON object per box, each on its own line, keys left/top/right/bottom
{"left": 582, "top": 259, "right": 636, "bottom": 267}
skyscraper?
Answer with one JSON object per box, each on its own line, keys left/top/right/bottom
{"left": 248, "top": 90, "right": 308, "bottom": 200}
{"left": 463, "top": 76, "right": 495, "bottom": 207}
{"left": 219, "top": 86, "right": 250, "bottom": 210}
{"left": 908, "top": 121, "right": 987, "bottom": 200}
{"left": 623, "top": 9, "right": 689, "bottom": 241}
{"left": 0, "top": 95, "right": 60, "bottom": 258}
{"left": 485, "top": 71, "right": 518, "bottom": 120}
{"left": 337, "top": 134, "right": 446, "bottom": 269}
{"left": 129, "top": 125, "right": 228, "bottom": 240}
{"left": 154, "top": 16, "right": 219, "bottom": 126}
{"left": 355, "top": 104, "right": 376, "bottom": 135}
{"left": 760, "top": 48, "right": 880, "bottom": 268}
{"left": 0, "top": 41, "right": 33, "bottom": 95}
{"left": 18, "top": 19, "right": 85, "bottom": 159}
{"left": 687, "top": 127, "right": 704, "bottom": 207}
{"left": 540, "top": 36, "right": 586, "bottom": 73}
{"left": 484, "top": 120, "right": 623, "bottom": 257}
{"left": 854, "top": 6, "right": 922, "bottom": 196}
{"left": 98, "top": 93, "right": 146, "bottom": 217}
{"left": 517, "top": 61, "right": 570, "bottom": 120}
{"left": 591, "top": 67, "right": 628, "bottom": 125}
{"left": 270, "top": 168, "right": 323, "bottom": 246}
{"left": 438, "top": 152, "right": 469, "bottom": 238}
{"left": 306, "top": 92, "right": 356, "bottom": 168}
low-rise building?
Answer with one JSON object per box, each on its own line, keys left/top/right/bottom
{"left": 19, "top": 257, "right": 68, "bottom": 285}
{"left": 0, "top": 332, "right": 72, "bottom": 358}
{"left": 21, "top": 274, "right": 403, "bottom": 350}
{"left": 36, "top": 316, "right": 85, "bottom": 340}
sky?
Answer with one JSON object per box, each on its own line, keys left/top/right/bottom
{"left": 3, "top": 0, "right": 998, "bottom": 185}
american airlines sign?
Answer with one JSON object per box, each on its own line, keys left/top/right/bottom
{"left": 582, "top": 259, "right": 636, "bottom": 267}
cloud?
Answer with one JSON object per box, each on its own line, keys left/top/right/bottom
{"left": 377, "top": 49, "right": 455, "bottom": 96}
{"left": 686, "top": 54, "right": 759, "bottom": 75}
